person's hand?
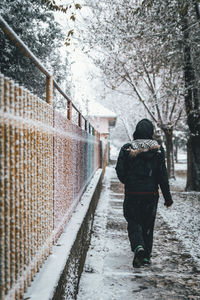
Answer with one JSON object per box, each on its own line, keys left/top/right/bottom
{"left": 164, "top": 199, "right": 173, "bottom": 208}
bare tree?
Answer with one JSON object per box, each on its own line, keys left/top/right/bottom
{"left": 75, "top": 0, "right": 185, "bottom": 178}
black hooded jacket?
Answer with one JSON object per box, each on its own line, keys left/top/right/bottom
{"left": 115, "top": 119, "right": 172, "bottom": 203}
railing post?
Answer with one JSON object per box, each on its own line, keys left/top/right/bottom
{"left": 46, "top": 76, "right": 53, "bottom": 105}
{"left": 0, "top": 74, "right": 5, "bottom": 300}
{"left": 78, "top": 112, "right": 82, "bottom": 128}
{"left": 85, "top": 120, "right": 88, "bottom": 132}
{"left": 67, "top": 100, "right": 72, "bottom": 120}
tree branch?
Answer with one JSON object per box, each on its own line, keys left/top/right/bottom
{"left": 120, "top": 117, "right": 132, "bottom": 141}
{"left": 174, "top": 108, "right": 183, "bottom": 127}
{"left": 122, "top": 73, "right": 158, "bottom": 123}
{"left": 169, "top": 90, "right": 180, "bottom": 121}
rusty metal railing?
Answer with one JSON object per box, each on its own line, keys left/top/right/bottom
{"left": 0, "top": 75, "right": 54, "bottom": 299}
{"left": 0, "top": 16, "right": 97, "bottom": 134}
{"left": 0, "top": 17, "right": 102, "bottom": 300}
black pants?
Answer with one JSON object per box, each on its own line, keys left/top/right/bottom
{"left": 123, "top": 194, "right": 158, "bottom": 258}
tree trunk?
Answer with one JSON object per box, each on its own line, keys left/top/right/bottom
{"left": 181, "top": 10, "right": 200, "bottom": 190}
{"left": 186, "top": 137, "right": 192, "bottom": 190}
{"left": 163, "top": 129, "right": 175, "bottom": 179}
{"left": 193, "top": 0, "right": 200, "bottom": 21}
{"left": 174, "top": 143, "right": 178, "bottom": 163}
{"left": 186, "top": 135, "right": 200, "bottom": 190}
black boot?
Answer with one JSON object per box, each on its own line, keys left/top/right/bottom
{"left": 132, "top": 245, "right": 145, "bottom": 268}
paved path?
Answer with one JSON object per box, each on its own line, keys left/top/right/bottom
{"left": 77, "top": 165, "right": 200, "bottom": 300}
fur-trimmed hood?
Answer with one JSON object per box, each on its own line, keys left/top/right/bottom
{"left": 128, "top": 139, "right": 160, "bottom": 157}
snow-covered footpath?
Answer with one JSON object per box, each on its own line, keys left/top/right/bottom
{"left": 77, "top": 159, "right": 200, "bottom": 300}
{"left": 159, "top": 176, "right": 200, "bottom": 268}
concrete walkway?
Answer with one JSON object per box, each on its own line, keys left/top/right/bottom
{"left": 77, "top": 164, "right": 200, "bottom": 300}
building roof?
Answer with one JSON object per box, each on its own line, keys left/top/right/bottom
{"left": 88, "top": 100, "right": 117, "bottom": 118}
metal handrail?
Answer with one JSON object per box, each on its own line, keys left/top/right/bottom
{"left": 0, "top": 16, "right": 91, "bottom": 129}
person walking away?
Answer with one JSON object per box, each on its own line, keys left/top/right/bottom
{"left": 115, "top": 119, "right": 173, "bottom": 268}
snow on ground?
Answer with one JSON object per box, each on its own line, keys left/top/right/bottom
{"left": 77, "top": 162, "right": 200, "bottom": 300}
{"left": 110, "top": 144, "right": 119, "bottom": 161}
{"left": 175, "top": 162, "right": 187, "bottom": 171}
{"left": 159, "top": 158, "right": 200, "bottom": 268}
{"left": 163, "top": 151, "right": 200, "bottom": 267}
{"left": 158, "top": 191, "right": 200, "bottom": 268}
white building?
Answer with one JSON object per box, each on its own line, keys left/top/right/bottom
{"left": 88, "top": 100, "right": 117, "bottom": 140}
